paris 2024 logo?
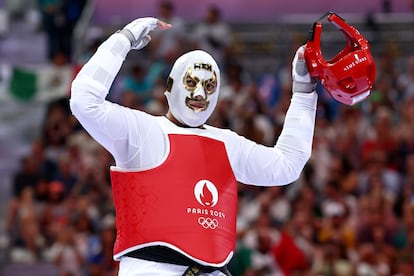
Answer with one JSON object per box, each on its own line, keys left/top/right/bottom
{"left": 186, "top": 180, "right": 226, "bottom": 229}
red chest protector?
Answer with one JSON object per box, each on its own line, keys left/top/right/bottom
{"left": 110, "top": 134, "right": 237, "bottom": 266}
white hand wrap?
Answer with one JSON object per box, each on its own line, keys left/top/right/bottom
{"left": 292, "top": 46, "right": 316, "bottom": 93}
{"left": 119, "top": 17, "right": 159, "bottom": 50}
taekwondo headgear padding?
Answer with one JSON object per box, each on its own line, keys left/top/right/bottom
{"left": 304, "top": 12, "right": 376, "bottom": 105}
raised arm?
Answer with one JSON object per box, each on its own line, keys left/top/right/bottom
{"left": 231, "top": 46, "right": 318, "bottom": 186}
{"left": 272, "top": 46, "right": 317, "bottom": 182}
{"left": 69, "top": 18, "right": 171, "bottom": 163}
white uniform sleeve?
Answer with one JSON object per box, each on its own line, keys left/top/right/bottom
{"left": 69, "top": 33, "right": 165, "bottom": 168}
{"left": 227, "top": 92, "right": 317, "bottom": 186}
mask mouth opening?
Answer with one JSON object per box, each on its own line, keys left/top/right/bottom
{"left": 185, "top": 96, "right": 209, "bottom": 112}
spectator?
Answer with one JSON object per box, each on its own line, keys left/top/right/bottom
{"left": 251, "top": 228, "right": 282, "bottom": 275}
{"left": 397, "top": 55, "right": 414, "bottom": 101}
{"left": 41, "top": 98, "right": 74, "bottom": 162}
{"left": 52, "top": 152, "right": 78, "bottom": 196}
{"left": 46, "top": 224, "right": 85, "bottom": 276}
{"left": 272, "top": 230, "right": 310, "bottom": 275}
{"left": 312, "top": 240, "right": 353, "bottom": 276}
{"left": 29, "top": 139, "right": 58, "bottom": 181}
{"left": 116, "top": 65, "right": 153, "bottom": 109}
{"left": 149, "top": 1, "right": 188, "bottom": 60}
{"left": 10, "top": 156, "right": 41, "bottom": 199}
{"left": 6, "top": 186, "right": 45, "bottom": 263}
{"left": 61, "top": 0, "right": 87, "bottom": 60}
{"left": 191, "top": 5, "right": 233, "bottom": 68}
{"left": 38, "top": 0, "right": 87, "bottom": 62}
{"left": 38, "top": 0, "right": 67, "bottom": 61}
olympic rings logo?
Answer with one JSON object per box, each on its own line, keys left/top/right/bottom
{"left": 198, "top": 217, "right": 219, "bottom": 229}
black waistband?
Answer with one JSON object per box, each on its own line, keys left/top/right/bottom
{"left": 124, "top": 246, "right": 231, "bottom": 275}
{"left": 125, "top": 246, "right": 195, "bottom": 266}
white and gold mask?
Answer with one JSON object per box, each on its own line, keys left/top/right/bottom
{"left": 165, "top": 50, "right": 220, "bottom": 127}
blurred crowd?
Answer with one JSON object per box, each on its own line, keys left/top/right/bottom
{"left": 2, "top": 1, "right": 414, "bottom": 276}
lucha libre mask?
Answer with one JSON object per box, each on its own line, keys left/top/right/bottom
{"left": 165, "top": 50, "right": 220, "bottom": 127}
{"left": 304, "top": 12, "right": 376, "bottom": 105}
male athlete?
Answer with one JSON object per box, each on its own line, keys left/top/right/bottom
{"left": 70, "top": 17, "right": 317, "bottom": 276}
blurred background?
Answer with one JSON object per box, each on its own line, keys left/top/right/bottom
{"left": 0, "top": 0, "right": 414, "bottom": 275}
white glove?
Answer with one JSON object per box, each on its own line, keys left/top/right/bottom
{"left": 292, "top": 45, "right": 316, "bottom": 93}
{"left": 118, "top": 17, "right": 171, "bottom": 50}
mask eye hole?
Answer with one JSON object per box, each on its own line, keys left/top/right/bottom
{"left": 203, "top": 78, "right": 217, "bottom": 94}
{"left": 184, "top": 74, "right": 199, "bottom": 91}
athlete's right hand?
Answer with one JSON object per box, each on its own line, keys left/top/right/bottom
{"left": 119, "top": 17, "right": 172, "bottom": 50}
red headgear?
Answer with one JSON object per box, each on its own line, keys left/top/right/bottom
{"left": 304, "top": 12, "right": 376, "bottom": 105}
